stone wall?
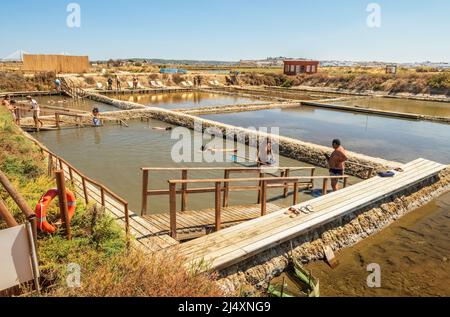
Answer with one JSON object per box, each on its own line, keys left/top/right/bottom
{"left": 218, "top": 168, "right": 450, "bottom": 296}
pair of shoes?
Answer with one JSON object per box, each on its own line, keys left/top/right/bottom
{"left": 285, "top": 207, "right": 301, "bottom": 218}
{"left": 299, "top": 205, "right": 314, "bottom": 214}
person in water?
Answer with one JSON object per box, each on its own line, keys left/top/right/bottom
{"left": 152, "top": 126, "right": 173, "bottom": 131}
{"left": 257, "top": 139, "right": 277, "bottom": 167}
{"left": 92, "top": 108, "right": 102, "bottom": 126}
{"left": 200, "top": 145, "right": 237, "bottom": 153}
{"left": 325, "top": 139, "right": 348, "bottom": 192}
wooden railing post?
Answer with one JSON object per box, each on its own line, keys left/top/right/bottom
{"left": 82, "top": 177, "right": 89, "bottom": 205}
{"left": 15, "top": 108, "right": 21, "bottom": 125}
{"left": 223, "top": 170, "right": 230, "bottom": 208}
{"left": 257, "top": 172, "right": 264, "bottom": 204}
{"left": 55, "top": 171, "right": 72, "bottom": 240}
{"left": 283, "top": 169, "right": 290, "bottom": 198}
{"left": 0, "top": 198, "right": 19, "bottom": 228}
{"left": 68, "top": 167, "right": 74, "bottom": 187}
{"left": 343, "top": 176, "right": 348, "bottom": 188}
{"left": 215, "top": 182, "right": 222, "bottom": 232}
{"left": 55, "top": 113, "right": 60, "bottom": 129}
{"left": 322, "top": 178, "right": 329, "bottom": 196}
{"left": 100, "top": 187, "right": 106, "bottom": 206}
{"left": 261, "top": 180, "right": 267, "bottom": 216}
{"left": 367, "top": 168, "right": 374, "bottom": 179}
{"left": 169, "top": 182, "right": 177, "bottom": 240}
{"left": 310, "top": 168, "right": 315, "bottom": 189}
{"left": 48, "top": 153, "right": 54, "bottom": 177}
{"left": 124, "top": 203, "right": 130, "bottom": 239}
{"left": 141, "top": 170, "right": 149, "bottom": 216}
{"left": 181, "top": 170, "right": 188, "bottom": 212}
{"left": 293, "top": 182, "right": 299, "bottom": 205}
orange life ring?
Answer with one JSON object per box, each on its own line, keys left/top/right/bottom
{"left": 35, "top": 189, "right": 76, "bottom": 234}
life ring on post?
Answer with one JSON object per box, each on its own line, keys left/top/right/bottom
{"left": 34, "top": 189, "right": 76, "bottom": 234}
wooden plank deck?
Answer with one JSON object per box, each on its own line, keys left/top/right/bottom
{"left": 142, "top": 203, "right": 281, "bottom": 239}
{"left": 175, "top": 159, "right": 447, "bottom": 271}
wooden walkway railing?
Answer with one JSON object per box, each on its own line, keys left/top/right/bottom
{"left": 166, "top": 174, "right": 349, "bottom": 239}
{"left": 141, "top": 167, "right": 317, "bottom": 216}
{"left": 25, "top": 137, "right": 131, "bottom": 237}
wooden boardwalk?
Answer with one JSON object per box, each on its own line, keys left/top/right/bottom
{"left": 175, "top": 159, "right": 447, "bottom": 271}
{"left": 143, "top": 203, "right": 281, "bottom": 240}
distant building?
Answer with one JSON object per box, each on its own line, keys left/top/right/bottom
{"left": 284, "top": 60, "right": 319, "bottom": 75}
{"left": 385, "top": 64, "right": 398, "bottom": 74}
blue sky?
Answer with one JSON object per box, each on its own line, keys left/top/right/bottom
{"left": 0, "top": 0, "right": 449, "bottom": 62}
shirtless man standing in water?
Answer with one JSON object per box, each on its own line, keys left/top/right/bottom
{"left": 325, "top": 139, "right": 348, "bottom": 192}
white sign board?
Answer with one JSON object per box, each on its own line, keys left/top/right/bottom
{"left": 0, "top": 225, "right": 35, "bottom": 291}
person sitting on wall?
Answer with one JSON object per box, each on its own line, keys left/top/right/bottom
{"left": 325, "top": 139, "right": 348, "bottom": 192}
{"left": 107, "top": 77, "right": 113, "bottom": 90}
{"left": 115, "top": 75, "right": 121, "bottom": 91}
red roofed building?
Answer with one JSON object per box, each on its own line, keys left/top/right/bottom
{"left": 284, "top": 60, "right": 319, "bottom": 75}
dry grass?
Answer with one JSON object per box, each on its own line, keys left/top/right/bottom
{"left": 237, "top": 67, "right": 449, "bottom": 95}
{"left": 47, "top": 250, "right": 224, "bottom": 297}
{"left": 0, "top": 71, "right": 56, "bottom": 92}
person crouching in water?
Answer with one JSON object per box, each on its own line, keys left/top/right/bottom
{"left": 257, "top": 139, "right": 277, "bottom": 167}
{"left": 28, "top": 96, "right": 43, "bottom": 129}
{"left": 92, "top": 108, "right": 102, "bottom": 127}
{"left": 325, "top": 139, "right": 348, "bottom": 192}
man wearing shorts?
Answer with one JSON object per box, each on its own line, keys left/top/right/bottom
{"left": 326, "top": 139, "right": 348, "bottom": 192}
{"left": 28, "top": 96, "right": 43, "bottom": 128}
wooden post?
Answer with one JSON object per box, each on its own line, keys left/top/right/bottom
{"left": 310, "top": 168, "right": 315, "bottom": 189}
{"left": 261, "top": 181, "right": 267, "bottom": 216}
{"left": 257, "top": 173, "right": 264, "bottom": 204}
{"left": 293, "top": 182, "right": 299, "bottom": 205}
{"left": 223, "top": 170, "right": 230, "bottom": 208}
{"left": 0, "top": 170, "right": 34, "bottom": 219}
{"left": 55, "top": 171, "right": 72, "bottom": 240}
{"left": 0, "top": 198, "right": 19, "bottom": 228}
{"left": 343, "top": 176, "right": 348, "bottom": 188}
{"left": 181, "top": 170, "right": 188, "bottom": 212}
{"left": 124, "top": 203, "right": 130, "bottom": 239}
{"left": 283, "top": 169, "right": 290, "bottom": 198}
{"left": 367, "top": 168, "right": 374, "bottom": 179}
{"left": 100, "top": 187, "right": 105, "bottom": 206}
{"left": 47, "top": 154, "right": 54, "bottom": 177}
{"left": 169, "top": 182, "right": 177, "bottom": 240}
{"left": 215, "top": 182, "right": 222, "bottom": 232}
{"left": 82, "top": 177, "right": 89, "bottom": 205}
{"left": 68, "top": 167, "right": 74, "bottom": 186}
{"left": 15, "top": 108, "right": 21, "bottom": 125}
{"left": 322, "top": 179, "right": 329, "bottom": 196}
{"left": 55, "top": 113, "right": 60, "bottom": 129}
{"left": 141, "top": 170, "right": 149, "bottom": 216}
